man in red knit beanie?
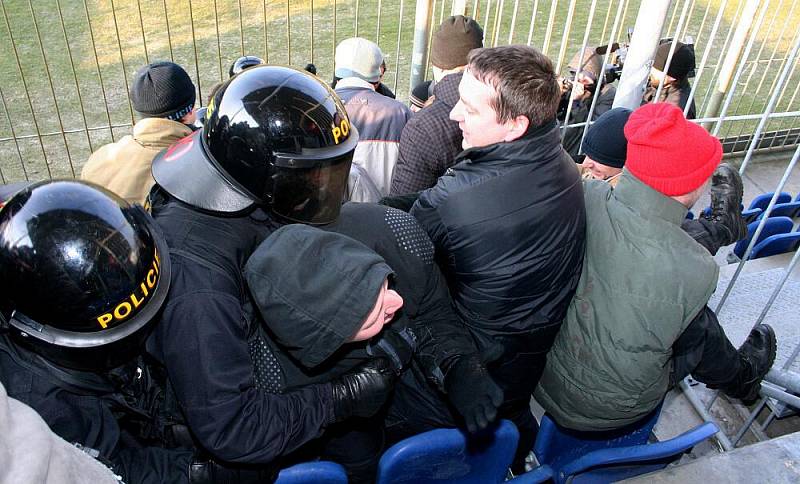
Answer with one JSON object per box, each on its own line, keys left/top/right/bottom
{"left": 536, "top": 103, "right": 776, "bottom": 432}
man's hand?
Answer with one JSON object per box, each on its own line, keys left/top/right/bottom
{"left": 331, "top": 358, "right": 396, "bottom": 421}
{"left": 443, "top": 354, "right": 504, "bottom": 433}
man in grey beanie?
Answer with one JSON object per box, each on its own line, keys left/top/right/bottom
{"left": 81, "top": 61, "right": 197, "bottom": 205}
{"left": 390, "top": 15, "right": 484, "bottom": 196}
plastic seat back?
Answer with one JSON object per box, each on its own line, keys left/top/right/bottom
{"left": 376, "top": 420, "right": 518, "bottom": 484}
{"left": 748, "top": 191, "right": 792, "bottom": 211}
{"left": 534, "top": 407, "right": 718, "bottom": 484}
{"left": 275, "top": 461, "right": 348, "bottom": 484}
{"left": 756, "top": 201, "right": 800, "bottom": 220}
{"left": 733, "top": 216, "right": 795, "bottom": 258}
{"left": 750, "top": 232, "right": 800, "bottom": 259}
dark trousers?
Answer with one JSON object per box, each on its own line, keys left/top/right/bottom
{"left": 671, "top": 306, "right": 741, "bottom": 388}
{"left": 385, "top": 323, "right": 561, "bottom": 473}
{"left": 681, "top": 218, "right": 730, "bottom": 255}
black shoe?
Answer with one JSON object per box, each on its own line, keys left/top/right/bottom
{"left": 722, "top": 324, "right": 777, "bottom": 404}
{"left": 702, "top": 163, "right": 748, "bottom": 245}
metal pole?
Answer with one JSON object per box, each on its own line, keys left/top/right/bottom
{"left": 684, "top": 0, "right": 728, "bottom": 118}
{"left": 679, "top": 378, "right": 734, "bottom": 451}
{"left": 652, "top": 0, "right": 692, "bottom": 104}
{"left": 612, "top": 0, "right": 672, "bottom": 110}
{"left": 409, "top": 0, "right": 434, "bottom": 91}
{"left": 541, "top": 0, "right": 559, "bottom": 56}
{"left": 554, "top": 0, "right": 578, "bottom": 74}
{"left": 526, "top": 0, "right": 539, "bottom": 46}
{"left": 701, "top": 0, "right": 762, "bottom": 127}
{"left": 451, "top": 0, "right": 467, "bottom": 15}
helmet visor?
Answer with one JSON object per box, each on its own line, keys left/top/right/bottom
{"left": 271, "top": 152, "right": 353, "bottom": 225}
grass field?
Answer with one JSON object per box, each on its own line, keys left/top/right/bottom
{"left": 0, "top": 0, "right": 798, "bottom": 182}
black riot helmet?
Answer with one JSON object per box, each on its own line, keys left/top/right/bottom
{"left": 152, "top": 65, "right": 358, "bottom": 224}
{"left": 0, "top": 180, "right": 171, "bottom": 371}
{"left": 229, "top": 55, "right": 265, "bottom": 78}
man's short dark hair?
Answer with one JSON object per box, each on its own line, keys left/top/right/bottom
{"left": 467, "top": 45, "right": 560, "bottom": 127}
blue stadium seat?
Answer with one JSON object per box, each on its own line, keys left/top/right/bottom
{"left": 749, "top": 232, "right": 800, "bottom": 259}
{"left": 748, "top": 191, "right": 792, "bottom": 211}
{"left": 756, "top": 201, "right": 800, "bottom": 220}
{"left": 533, "top": 408, "right": 719, "bottom": 484}
{"left": 686, "top": 210, "right": 695, "bottom": 220}
{"left": 733, "top": 216, "right": 795, "bottom": 259}
{"left": 275, "top": 461, "right": 348, "bottom": 483}
{"left": 376, "top": 420, "right": 518, "bottom": 484}
{"left": 742, "top": 208, "right": 763, "bottom": 224}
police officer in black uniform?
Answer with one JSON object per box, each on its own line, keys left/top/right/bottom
{"left": 0, "top": 179, "right": 192, "bottom": 483}
{"left": 146, "top": 65, "right": 399, "bottom": 482}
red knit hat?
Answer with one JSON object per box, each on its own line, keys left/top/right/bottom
{"left": 624, "top": 103, "right": 721, "bottom": 196}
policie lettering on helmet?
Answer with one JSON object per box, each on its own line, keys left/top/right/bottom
{"left": 152, "top": 64, "right": 359, "bottom": 225}
{"left": 0, "top": 180, "right": 171, "bottom": 371}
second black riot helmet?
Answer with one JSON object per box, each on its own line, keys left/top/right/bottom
{"left": 152, "top": 65, "right": 359, "bottom": 224}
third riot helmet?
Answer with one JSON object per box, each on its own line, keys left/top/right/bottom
{"left": 152, "top": 65, "right": 358, "bottom": 224}
{"left": 229, "top": 55, "right": 265, "bottom": 78}
{"left": 0, "top": 180, "right": 170, "bottom": 371}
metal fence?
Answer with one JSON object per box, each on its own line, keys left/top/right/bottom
{"left": 0, "top": 0, "right": 798, "bottom": 183}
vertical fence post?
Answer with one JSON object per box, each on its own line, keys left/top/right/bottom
{"left": 612, "top": 0, "right": 672, "bottom": 110}
{"left": 409, "top": 0, "right": 434, "bottom": 93}
{"left": 701, "top": 0, "right": 761, "bottom": 129}
{"left": 451, "top": 0, "right": 467, "bottom": 16}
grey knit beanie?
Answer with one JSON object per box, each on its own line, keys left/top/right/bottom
{"left": 130, "top": 61, "right": 196, "bottom": 120}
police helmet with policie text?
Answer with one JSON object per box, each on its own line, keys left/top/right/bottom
{"left": 0, "top": 180, "right": 171, "bottom": 371}
{"left": 152, "top": 64, "right": 359, "bottom": 224}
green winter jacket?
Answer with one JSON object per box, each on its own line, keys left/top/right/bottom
{"left": 535, "top": 170, "right": 718, "bottom": 431}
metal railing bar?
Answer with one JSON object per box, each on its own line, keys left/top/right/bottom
{"left": 615, "top": 0, "right": 632, "bottom": 44}
{"left": 725, "top": 0, "right": 787, "bottom": 139}
{"left": 541, "top": 0, "right": 559, "bottom": 56}
{"left": 711, "top": 0, "right": 771, "bottom": 137}
{"left": 692, "top": 0, "right": 713, "bottom": 47}
{"left": 310, "top": 0, "right": 315, "bottom": 64}
{"left": 263, "top": 0, "right": 269, "bottom": 64}
{"left": 680, "top": 378, "right": 734, "bottom": 451}
{"left": 734, "top": 1, "right": 799, "bottom": 139}
{"left": 213, "top": 0, "right": 223, "bottom": 81}
{"left": 424, "top": 0, "right": 438, "bottom": 78}
{"left": 287, "top": 1, "right": 291, "bottom": 64}
{"left": 508, "top": 0, "right": 520, "bottom": 44}
{"left": 0, "top": 124, "right": 138, "bottom": 143}
{"left": 162, "top": 0, "right": 174, "bottom": 61}
{"left": 109, "top": 0, "right": 136, "bottom": 126}
{"left": 491, "top": 0, "right": 503, "bottom": 47}
{"left": 55, "top": 0, "right": 93, "bottom": 154}
{"left": 652, "top": 0, "right": 693, "bottom": 106}
{"left": 778, "top": 67, "right": 800, "bottom": 147}
{"left": 377, "top": 0, "right": 382, "bottom": 40}
{"left": 333, "top": 0, "right": 337, "bottom": 68}
{"left": 483, "top": 0, "right": 493, "bottom": 40}
{"left": 554, "top": 0, "right": 577, "bottom": 74}
{"left": 187, "top": 0, "right": 203, "bottom": 105}
{"left": 684, "top": 0, "right": 728, "bottom": 118}
{"left": 576, "top": 0, "right": 625, "bottom": 154}
{"left": 559, "top": 0, "right": 599, "bottom": 138}
{"left": 238, "top": 0, "right": 245, "bottom": 57}
{"left": 393, "top": 0, "right": 405, "bottom": 94}
{"left": 136, "top": 0, "right": 149, "bottom": 65}
{"left": 731, "top": 397, "right": 769, "bottom": 447}
{"left": 28, "top": 0, "right": 75, "bottom": 178}
{"left": 472, "top": 0, "right": 479, "bottom": 20}
{"left": 666, "top": 0, "right": 680, "bottom": 35}
{"left": 598, "top": 0, "right": 614, "bottom": 47}
{"left": 355, "top": 0, "right": 361, "bottom": 37}
{"left": 715, "top": 144, "right": 800, "bottom": 314}
{"left": 698, "top": 0, "right": 745, "bottom": 115}
{"left": 0, "top": 86, "right": 27, "bottom": 182}
{"left": 439, "top": 0, "right": 447, "bottom": 26}
{"left": 679, "top": 0, "right": 697, "bottom": 42}
{"left": 81, "top": 0, "right": 114, "bottom": 143}
{"left": 760, "top": 382, "right": 800, "bottom": 411}
{"left": 525, "top": 0, "right": 539, "bottom": 46}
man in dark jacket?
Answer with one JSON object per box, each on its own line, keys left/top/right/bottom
{"left": 145, "top": 66, "right": 398, "bottom": 482}
{"left": 390, "top": 15, "right": 484, "bottom": 195}
{"left": 410, "top": 45, "right": 586, "bottom": 470}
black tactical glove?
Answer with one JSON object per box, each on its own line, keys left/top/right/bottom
{"left": 366, "top": 326, "right": 417, "bottom": 375}
{"left": 331, "top": 357, "right": 396, "bottom": 421}
{"left": 443, "top": 354, "right": 504, "bottom": 433}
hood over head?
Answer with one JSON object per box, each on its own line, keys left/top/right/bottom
{"left": 245, "top": 224, "right": 393, "bottom": 368}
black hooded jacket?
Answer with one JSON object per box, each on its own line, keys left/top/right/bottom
{"left": 410, "top": 121, "right": 586, "bottom": 354}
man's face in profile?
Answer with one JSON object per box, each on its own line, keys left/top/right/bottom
{"left": 449, "top": 69, "right": 518, "bottom": 150}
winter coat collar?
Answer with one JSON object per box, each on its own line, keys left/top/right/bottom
{"left": 613, "top": 169, "right": 689, "bottom": 226}
{"left": 456, "top": 118, "right": 561, "bottom": 167}
{"left": 132, "top": 117, "right": 193, "bottom": 148}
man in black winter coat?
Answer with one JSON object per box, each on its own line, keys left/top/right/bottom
{"left": 410, "top": 45, "right": 586, "bottom": 471}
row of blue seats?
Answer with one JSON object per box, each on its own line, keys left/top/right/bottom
{"left": 276, "top": 406, "right": 719, "bottom": 484}
{"left": 733, "top": 216, "right": 800, "bottom": 260}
